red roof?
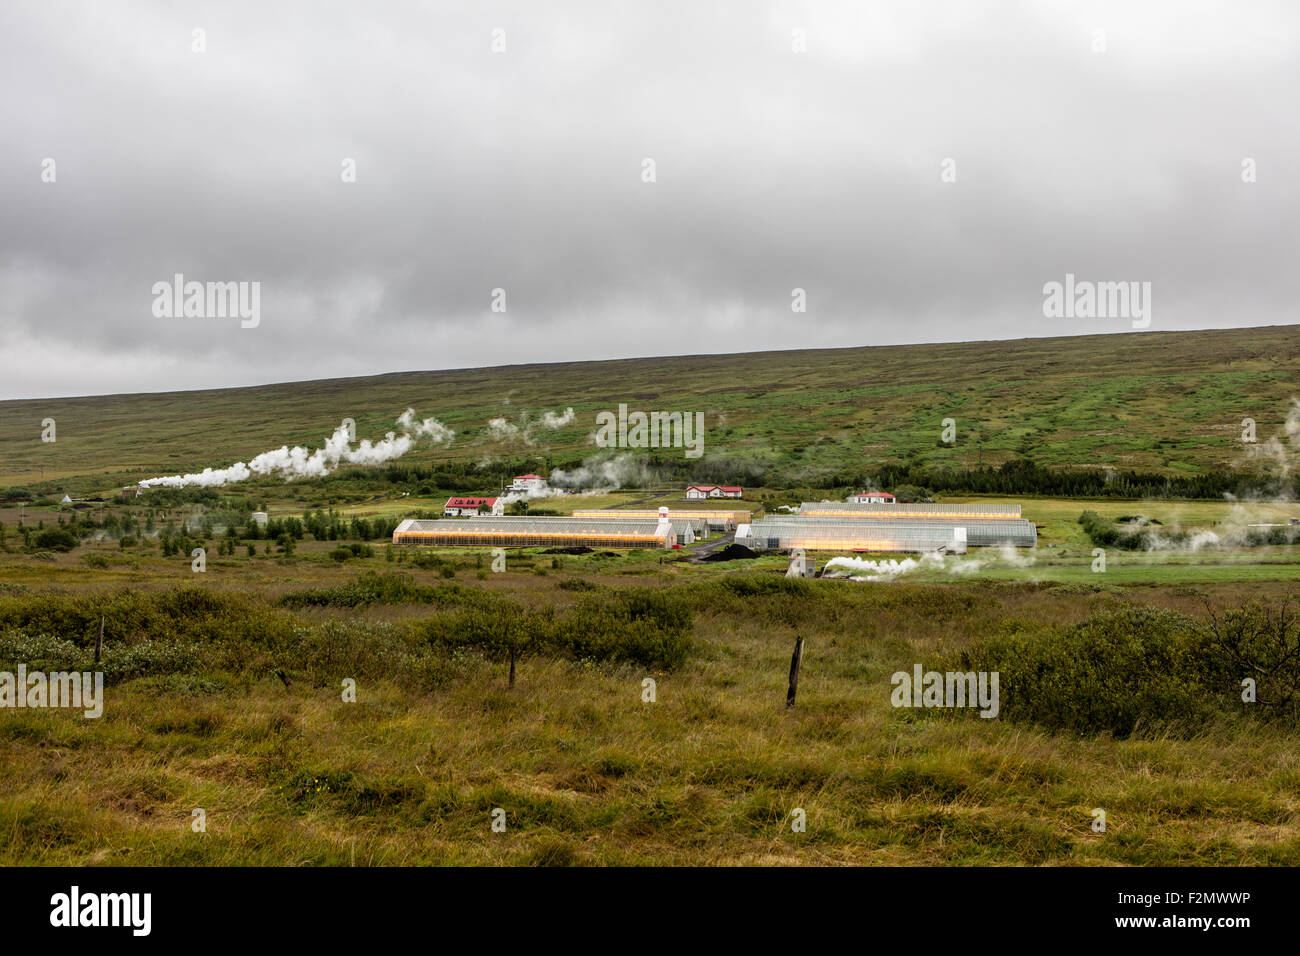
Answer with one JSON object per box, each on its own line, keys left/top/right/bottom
{"left": 718, "top": 486, "right": 742, "bottom": 493}
{"left": 445, "top": 497, "right": 498, "bottom": 508}
{"left": 686, "top": 485, "right": 716, "bottom": 492}
{"left": 513, "top": 474, "right": 544, "bottom": 481}
{"left": 857, "top": 491, "right": 895, "bottom": 498}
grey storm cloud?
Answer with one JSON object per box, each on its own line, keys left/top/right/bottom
{"left": 1, "top": 0, "right": 1296, "bottom": 399}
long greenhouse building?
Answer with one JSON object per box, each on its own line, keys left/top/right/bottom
{"left": 737, "top": 514, "right": 1037, "bottom": 553}
{"left": 798, "top": 501, "right": 1023, "bottom": 519}
{"left": 569, "top": 508, "right": 748, "bottom": 531}
{"left": 393, "top": 515, "right": 684, "bottom": 549}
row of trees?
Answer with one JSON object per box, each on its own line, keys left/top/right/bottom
{"left": 367, "top": 454, "right": 1298, "bottom": 501}
{"left": 820, "top": 458, "right": 1298, "bottom": 501}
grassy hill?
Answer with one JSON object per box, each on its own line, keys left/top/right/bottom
{"left": 2, "top": 325, "right": 1297, "bottom": 490}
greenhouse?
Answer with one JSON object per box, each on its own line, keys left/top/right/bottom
{"left": 737, "top": 515, "right": 1036, "bottom": 552}
{"left": 570, "top": 508, "right": 747, "bottom": 531}
{"left": 392, "top": 516, "right": 676, "bottom": 549}
{"left": 799, "top": 502, "right": 1023, "bottom": 519}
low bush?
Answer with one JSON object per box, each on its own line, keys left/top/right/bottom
{"left": 947, "top": 605, "right": 1256, "bottom": 737}
{"left": 279, "top": 572, "right": 493, "bottom": 609}
{"left": 33, "top": 529, "right": 78, "bottom": 552}
{"left": 416, "top": 586, "right": 694, "bottom": 671}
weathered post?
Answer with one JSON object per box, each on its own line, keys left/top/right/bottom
{"left": 786, "top": 636, "right": 804, "bottom": 708}
{"left": 95, "top": 616, "right": 104, "bottom": 663}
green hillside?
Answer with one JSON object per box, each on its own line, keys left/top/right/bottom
{"left": 2, "top": 326, "right": 1297, "bottom": 490}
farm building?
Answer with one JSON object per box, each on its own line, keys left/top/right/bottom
{"left": 510, "top": 474, "right": 548, "bottom": 494}
{"left": 393, "top": 514, "right": 676, "bottom": 549}
{"left": 443, "top": 496, "right": 503, "bottom": 517}
{"left": 685, "top": 485, "right": 743, "bottom": 500}
{"left": 568, "top": 510, "right": 708, "bottom": 542}
{"left": 848, "top": 491, "right": 895, "bottom": 504}
{"left": 737, "top": 514, "right": 1035, "bottom": 553}
{"left": 570, "top": 508, "right": 747, "bottom": 532}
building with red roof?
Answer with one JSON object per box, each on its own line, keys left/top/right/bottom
{"left": 444, "top": 496, "right": 503, "bottom": 517}
{"left": 685, "top": 484, "right": 743, "bottom": 500}
{"left": 848, "top": 490, "right": 896, "bottom": 504}
{"left": 510, "top": 474, "right": 549, "bottom": 494}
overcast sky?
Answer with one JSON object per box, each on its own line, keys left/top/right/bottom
{"left": 1, "top": 0, "right": 1295, "bottom": 400}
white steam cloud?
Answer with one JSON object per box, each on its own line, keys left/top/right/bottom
{"left": 1242, "top": 397, "right": 1300, "bottom": 497}
{"left": 495, "top": 451, "right": 652, "bottom": 505}
{"left": 139, "top": 409, "right": 454, "bottom": 488}
{"left": 1125, "top": 403, "right": 1300, "bottom": 551}
{"left": 549, "top": 452, "right": 654, "bottom": 493}
{"left": 485, "top": 406, "right": 574, "bottom": 445}
{"left": 823, "top": 545, "right": 1036, "bottom": 581}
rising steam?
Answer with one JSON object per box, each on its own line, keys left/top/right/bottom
{"left": 138, "top": 409, "right": 454, "bottom": 488}
{"left": 1130, "top": 398, "right": 1300, "bottom": 550}
{"left": 549, "top": 452, "right": 655, "bottom": 492}
{"left": 485, "top": 406, "right": 575, "bottom": 445}
{"left": 823, "top": 545, "right": 1036, "bottom": 581}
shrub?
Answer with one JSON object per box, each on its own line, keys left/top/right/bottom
{"left": 33, "top": 528, "right": 78, "bottom": 552}
{"left": 279, "top": 571, "right": 495, "bottom": 610}
{"left": 0, "top": 586, "right": 297, "bottom": 656}
{"left": 415, "top": 586, "right": 694, "bottom": 671}
{"left": 948, "top": 605, "right": 1235, "bottom": 738}
{"left": 1202, "top": 600, "right": 1300, "bottom": 719}
{"left": 555, "top": 589, "right": 693, "bottom": 669}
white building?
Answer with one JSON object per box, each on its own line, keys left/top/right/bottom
{"left": 443, "top": 496, "right": 503, "bottom": 517}
{"left": 848, "top": 491, "right": 896, "bottom": 504}
{"left": 510, "top": 474, "right": 548, "bottom": 494}
{"left": 685, "top": 484, "right": 743, "bottom": 500}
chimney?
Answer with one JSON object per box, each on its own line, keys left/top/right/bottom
{"left": 655, "top": 506, "right": 673, "bottom": 547}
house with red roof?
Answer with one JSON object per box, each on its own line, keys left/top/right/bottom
{"left": 510, "top": 474, "right": 548, "bottom": 494}
{"left": 685, "top": 484, "right": 743, "bottom": 500}
{"left": 443, "top": 496, "right": 503, "bottom": 517}
{"left": 848, "top": 490, "right": 895, "bottom": 504}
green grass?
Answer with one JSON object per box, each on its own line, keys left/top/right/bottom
{"left": 2, "top": 325, "right": 1297, "bottom": 490}
{"left": 1, "top": 565, "right": 1298, "bottom": 865}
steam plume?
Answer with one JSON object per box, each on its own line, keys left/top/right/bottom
{"left": 139, "top": 409, "right": 453, "bottom": 488}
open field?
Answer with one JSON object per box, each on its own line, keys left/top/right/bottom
{"left": 1, "top": 537, "right": 1299, "bottom": 866}
{"left": 2, "top": 485, "right": 1299, "bottom": 866}
{"left": 2, "top": 325, "right": 1298, "bottom": 490}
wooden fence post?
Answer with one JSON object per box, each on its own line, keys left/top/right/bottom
{"left": 786, "top": 636, "right": 804, "bottom": 708}
{"left": 95, "top": 616, "right": 104, "bottom": 663}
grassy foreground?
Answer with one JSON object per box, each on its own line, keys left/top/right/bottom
{"left": 1, "top": 539, "right": 1297, "bottom": 866}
